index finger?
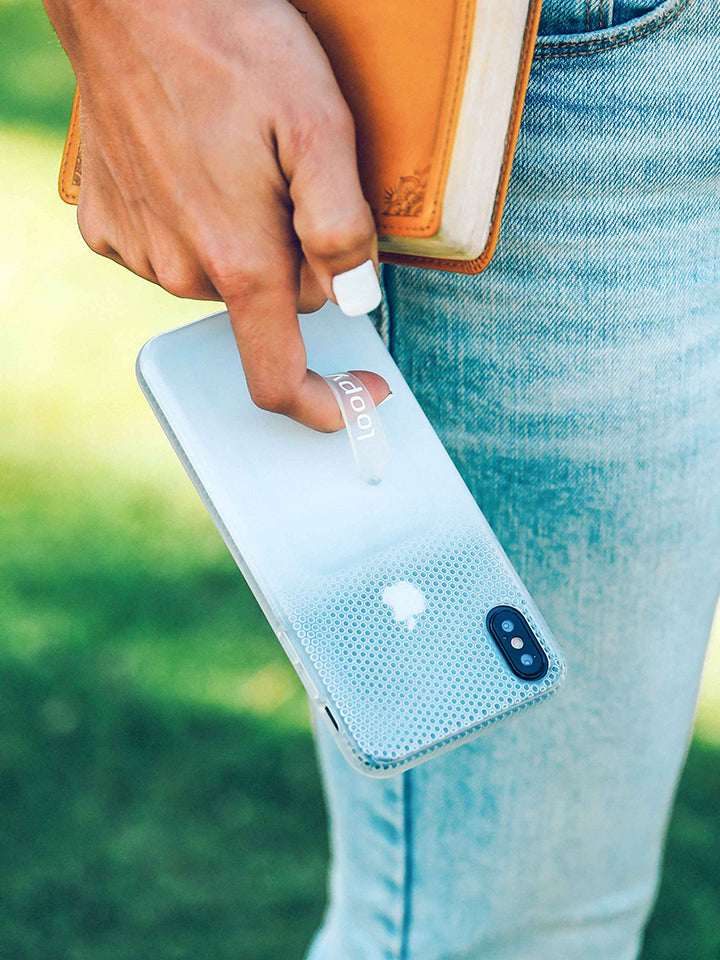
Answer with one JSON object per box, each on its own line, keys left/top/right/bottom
{"left": 214, "top": 250, "right": 389, "bottom": 432}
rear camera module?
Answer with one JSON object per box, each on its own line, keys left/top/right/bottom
{"left": 486, "top": 606, "right": 548, "bottom": 681}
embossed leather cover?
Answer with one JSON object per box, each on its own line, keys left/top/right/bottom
{"left": 58, "top": 0, "right": 543, "bottom": 274}
{"left": 136, "top": 303, "right": 566, "bottom": 776}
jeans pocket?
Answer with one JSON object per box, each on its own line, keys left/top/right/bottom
{"left": 535, "top": 0, "right": 693, "bottom": 55}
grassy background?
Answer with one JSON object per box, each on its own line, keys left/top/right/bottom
{"left": 1, "top": 2, "right": 718, "bottom": 956}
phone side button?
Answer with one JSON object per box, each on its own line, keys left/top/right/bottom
{"left": 295, "top": 662, "right": 319, "bottom": 701}
{"left": 277, "top": 629, "right": 300, "bottom": 665}
{"left": 277, "top": 631, "right": 319, "bottom": 700}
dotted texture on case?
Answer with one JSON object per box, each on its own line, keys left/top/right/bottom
{"left": 278, "top": 522, "right": 564, "bottom": 769}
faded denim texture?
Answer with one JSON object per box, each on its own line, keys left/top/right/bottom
{"left": 306, "top": 0, "right": 720, "bottom": 956}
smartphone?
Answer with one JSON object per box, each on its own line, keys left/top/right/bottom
{"left": 136, "top": 303, "right": 566, "bottom": 776}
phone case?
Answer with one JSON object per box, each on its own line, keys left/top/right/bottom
{"left": 136, "top": 304, "right": 566, "bottom": 776}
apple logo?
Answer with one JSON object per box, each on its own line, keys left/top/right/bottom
{"left": 382, "top": 581, "right": 426, "bottom": 631}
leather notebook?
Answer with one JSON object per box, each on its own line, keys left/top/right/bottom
{"left": 58, "top": 0, "right": 542, "bottom": 275}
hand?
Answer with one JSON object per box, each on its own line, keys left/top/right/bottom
{"left": 43, "top": 0, "right": 389, "bottom": 430}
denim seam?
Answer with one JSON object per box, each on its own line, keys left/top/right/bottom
{"left": 399, "top": 769, "right": 414, "bottom": 960}
{"left": 373, "top": 264, "right": 392, "bottom": 349}
{"left": 534, "top": 0, "right": 692, "bottom": 57}
{"left": 383, "top": 264, "right": 396, "bottom": 359}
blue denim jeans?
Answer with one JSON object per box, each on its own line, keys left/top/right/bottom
{"left": 305, "top": 0, "right": 720, "bottom": 957}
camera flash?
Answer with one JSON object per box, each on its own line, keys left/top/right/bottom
{"left": 510, "top": 636, "right": 524, "bottom": 649}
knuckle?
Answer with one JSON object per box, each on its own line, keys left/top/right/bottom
{"left": 302, "top": 207, "right": 375, "bottom": 260}
{"left": 297, "top": 289, "right": 328, "bottom": 314}
{"left": 287, "top": 101, "right": 354, "bottom": 160}
{"left": 324, "top": 99, "right": 356, "bottom": 139}
{"left": 76, "top": 204, "right": 109, "bottom": 256}
{"left": 109, "top": 239, "right": 151, "bottom": 281}
{"left": 204, "top": 254, "right": 268, "bottom": 300}
{"left": 246, "top": 377, "right": 298, "bottom": 417}
{"left": 154, "top": 265, "right": 204, "bottom": 300}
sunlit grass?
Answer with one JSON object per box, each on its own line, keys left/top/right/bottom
{"left": 696, "top": 609, "right": 720, "bottom": 744}
{"left": 1, "top": 125, "right": 310, "bottom": 728}
{"left": 1, "top": 128, "right": 202, "bottom": 483}
{"left": 2, "top": 117, "right": 328, "bottom": 960}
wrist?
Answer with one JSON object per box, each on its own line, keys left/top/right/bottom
{"left": 42, "top": 0, "right": 88, "bottom": 42}
{"left": 42, "top": 0, "right": 136, "bottom": 73}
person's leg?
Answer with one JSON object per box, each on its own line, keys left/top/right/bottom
{"left": 306, "top": 0, "right": 720, "bottom": 957}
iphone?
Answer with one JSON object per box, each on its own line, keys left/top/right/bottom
{"left": 136, "top": 303, "right": 566, "bottom": 776}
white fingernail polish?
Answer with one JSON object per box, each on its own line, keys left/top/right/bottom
{"left": 332, "top": 259, "right": 382, "bottom": 316}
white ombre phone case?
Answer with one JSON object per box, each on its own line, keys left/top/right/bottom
{"left": 136, "top": 304, "right": 566, "bottom": 777}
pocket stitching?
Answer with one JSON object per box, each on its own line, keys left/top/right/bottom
{"left": 535, "top": 0, "right": 693, "bottom": 58}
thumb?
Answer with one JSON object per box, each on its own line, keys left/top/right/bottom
{"left": 276, "top": 100, "right": 382, "bottom": 317}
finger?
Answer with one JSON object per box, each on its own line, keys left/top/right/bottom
{"left": 297, "top": 258, "right": 327, "bottom": 314}
{"left": 101, "top": 242, "right": 221, "bottom": 301}
{"left": 77, "top": 210, "right": 159, "bottom": 286}
{"left": 275, "top": 99, "right": 381, "bottom": 318}
{"left": 147, "top": 225, "right": 223, "bottom": 301}
{"left": 211, "top": 247, "right": 388, "bottom": 432}
{"left": 78, "top": 185, "right": 221, "bottom": 300}
{"left": 95, "top": 241, "right": 159, "bottom": 285}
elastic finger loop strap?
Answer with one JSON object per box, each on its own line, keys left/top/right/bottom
{"left": 324, "top": 373, "right": 390, "bottom": 485}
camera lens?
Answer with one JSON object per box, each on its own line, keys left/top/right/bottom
{"left": 520, "top": 654, "right": 534, "bottom": 667}
{"left": 501, "top": 619, "right": 514, "bottom": 633}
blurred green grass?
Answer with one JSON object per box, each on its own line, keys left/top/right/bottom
{"left": 1, "top": 2, "right": 718, "bottom": 957}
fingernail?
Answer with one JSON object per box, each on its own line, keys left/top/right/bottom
{"left": 332, "top": 259, "right": 382, "bottom": 317}
{"left": 378, "top": 389, "right": 394, "bottom": 406}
